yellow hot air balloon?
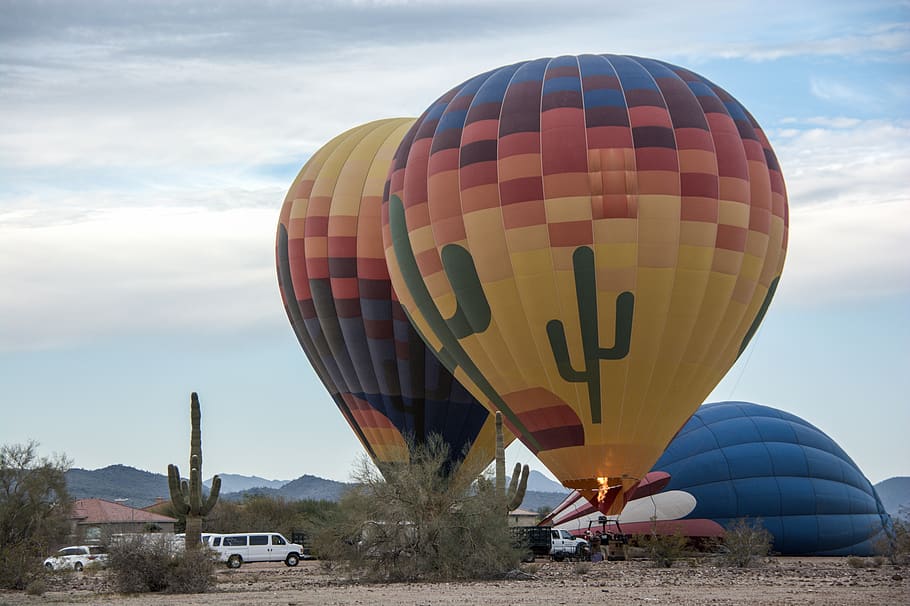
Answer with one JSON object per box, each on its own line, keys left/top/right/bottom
{"left": 276, "top": 118, "right": 509, "bottom": 480}
{"left": 382, "top": 55, "right": 787, "bottom": 511}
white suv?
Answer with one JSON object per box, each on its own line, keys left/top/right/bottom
{"left": 43, "top": 545, "right": 108, "bottom": 571}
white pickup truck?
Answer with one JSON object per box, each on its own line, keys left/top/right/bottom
{"left": 511, "top": 526, "right": 589, "bottom": 561}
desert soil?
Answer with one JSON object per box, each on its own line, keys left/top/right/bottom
{"left": 1, "top": 557, "right": 906, "bottom": 605}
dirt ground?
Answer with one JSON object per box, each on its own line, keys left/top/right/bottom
{"left": 2, "top": 557, "right": 906, "bottom": 605}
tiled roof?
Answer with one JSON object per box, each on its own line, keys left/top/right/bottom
{"left": 71, "top": 498, "right": 177, "bottom": 524}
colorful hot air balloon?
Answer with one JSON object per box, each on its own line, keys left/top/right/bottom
{"left": 382, "top": 55, "right": 788, "bottom": 511}
{"left": 276, "top": 118, "right": 506, "bottom": 478}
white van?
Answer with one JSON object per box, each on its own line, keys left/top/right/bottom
{"left": 206, "top": 532, "right": 304, "bottom": 568}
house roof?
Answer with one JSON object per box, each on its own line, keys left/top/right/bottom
{"left": 71, "top": 498, "right": 177, "bottom": 524}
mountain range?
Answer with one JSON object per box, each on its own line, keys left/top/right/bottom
{"left": 64, "top": 465, "right": 569, "bottom": 510}
{"left": 65, "top": 465, "right": 908, "bottom": 521}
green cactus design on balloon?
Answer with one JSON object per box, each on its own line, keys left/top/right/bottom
{"left": 546, "top": 246, "right": 634, "bottom": 424}
{"left": 167, "top": 392, "right": 221, "bottom": 550}
{"left": 388, "top": 195, "right": 541, "bottom": 451}
{"left": 737, "top": 275, "right": 780, "bottom": 358}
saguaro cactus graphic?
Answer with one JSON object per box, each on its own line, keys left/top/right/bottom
{"left": 167, "top": 392, "right": 221, "bottom": 550}
{"left": 546, "top": 246, "right": 634, "bottom": 424}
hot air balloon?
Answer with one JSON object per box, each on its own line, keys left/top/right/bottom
{"left": 276, "top": 118, "right": 506, "bottom": 478}
{"left": 382, "top": 55, "right": 788, "bottom": 512}
{"left": 548, "top": 402, "right": 893, "bottom": 556}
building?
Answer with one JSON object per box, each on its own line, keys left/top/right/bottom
{"left": 508, "top": 508, "right": 540, "bottom": 527}
{"left": 69, "top": 498, "right": 178, "bottom": 543}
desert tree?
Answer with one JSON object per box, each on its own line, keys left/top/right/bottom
{"left": 0, "top": 441, "right": 72, "bottom": 589}
{"left": 315, "top": 434, "right": 521, "bottom": 581}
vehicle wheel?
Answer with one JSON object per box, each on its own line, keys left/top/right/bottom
{"left": 74, "top": 562, "right": 84, "bottom": 572}
{"left": 45, "top": 563, "right": 54, "bottom": 571}
{"left": 227, "top": 555, "right": 242, "bottom": 569}
{"left": 285, "top": 553, "right": 299, "bottom": 567}
{"left": 553, "top": 552, "right": 565, "bottom": 562}
{"left": 521, "top": 552, "right": 535, "bottom": 563}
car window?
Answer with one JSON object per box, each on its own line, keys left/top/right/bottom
{"left": 271, "top": 535, "right": 286, "bottom": 545}
{"left": 249, "top": 535, "right": 269, "bottom": 546}
{"left": 223, "top": 536, "right": 247, "bottom": 547}
{"left": 212, "top": 537, "right": 221, "bottom": 546}
{"left": 89, "top": 546, "right": 107, "bottom": 555}
{"left": 62, "top": 548, "right": 83, "bottom": 556}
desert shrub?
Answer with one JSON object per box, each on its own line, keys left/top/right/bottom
{"left": 573, "top": 561, "right": 591, "bottom": 575}
{"left": 107, "top": 534, "right": 213, "bottom": 593}
{"left": 520, "top": 562, "right": 540, "bottom": 574}
{"left": 315, "top": 436, "right": 521, "bottom": 582}
{"left": 846, "top": 555, "right": 867, "bottom": 569}
{"left": 165, "top": 548, "right": 214, "bottom": 593}
{"left": 0, "top": 442, "right": 72, "bottom": 590}
{"left": 871, "top": 555, "right": 884, "bottom": 567}
{"left": 717, "top": 518, "right": 773, "bottom": 568}
{"left": 24, "top": 577, "right": 45, "bottom": 596}
{"left": 638, "top": 531, "right": 689, "bottom": 568}
{"left": 875, "top": 514, "right": 910, "bottom": 565}
{"left": 205, "top": 494, "right": 337, "bottom": 545}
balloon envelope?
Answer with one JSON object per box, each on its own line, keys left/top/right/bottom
{"left": 652, "top": 401, "right": 892, "bottom": 555}
{"left": 382, "top": 55, "right": 788, "bottom": 507}
{"left": 276, "top": 118, "right": 504, "bottom": 477}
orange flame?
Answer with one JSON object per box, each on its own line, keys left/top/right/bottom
{"left": 596, "top": 476, "right": 613, "bottom": 504}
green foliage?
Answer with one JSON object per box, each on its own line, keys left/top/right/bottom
{"left": 717, "top": 518, "right": 773, "bottom": 568}
{"left": 107, "top": 534, "right": 214, "bottom": 594}
{"left": 546, "top": 246, "right": 634, "bottom": 423}
{"left": 638, "top": 530, "right": 689, "bottom": 568}
{"left": 167, "top": 393, "right": 221, "bottom": 550}
{"left": 315, "top": 436, "right": 521, "bottom": 581}
{"left": 204, "top": 494, "right": 337, "bottom": 542}
{"left": 0, "top": 441, "right": 71, "bottom": 590}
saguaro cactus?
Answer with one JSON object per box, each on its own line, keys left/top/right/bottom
{"left": 495, "top": 411, "right": 529, "bottom": 511}
{"left": 546, "top": 246, "right": 635, "bottom": 424}
{"left": 168, "top": 392, "right": 221, "bottom": 550}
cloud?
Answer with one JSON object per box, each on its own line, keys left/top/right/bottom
{"left": 770, "top": 119, "right": 910, "bottom": 306}
{"left": 810, "top": 78, "right": 878, "bottom": 106}
{"left": 0, "top": 198, "right": 284, "bottom": 351}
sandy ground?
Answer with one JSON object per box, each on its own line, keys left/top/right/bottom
{"left": 2, "top": 557, "right": 907, "bottom": 605}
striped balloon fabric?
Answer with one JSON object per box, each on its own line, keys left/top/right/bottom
{"left": 382, "top": 55, "right": 787, "bottom": 510}
{"left": 277, "top": 118, "right": 503, "bottom": 479}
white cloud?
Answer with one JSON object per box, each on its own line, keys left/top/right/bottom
{"left": 0, "top": 198, "right": 284, "bottom": 351}
{"left": 770, "top": 119, "right": 910, "bottom": 306}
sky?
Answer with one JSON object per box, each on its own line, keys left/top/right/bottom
{"left": 1, "top": 0, "right": 907, "bottom": 488}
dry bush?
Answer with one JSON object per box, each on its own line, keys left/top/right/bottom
{"left": 876, "top": 514, "right": 910, "bottom": 565}
{"left": 717, "top": 518, "right": 773, "bottom": 568}
{"left": 315, "top": 436, "right": 521, "bottom": 582}
{"left": 638, "top": 531, "right": 689, "bottom": 568}
{"left": 107, "top": 534, "right": 213, "bottom": 593}
{"left": 573, "top": 561, "right": 591, "bottom": 575}
{"left": 847, "top": 555, "right": 867, "bottom": 569}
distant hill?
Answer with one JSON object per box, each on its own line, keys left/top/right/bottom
{"left": 523, "top": 470, "right": 569, "bottom": 494}
{"left": 204, "top": 474, "right": 289, "bottom": 494}
{"left": 66, "top": 465, "right": 566, "bottom": 510}
{"left": 517, "top": 490, "right": 568, "bottom": 513}
{"left": 875, "top": 476, "right": 910, "bottom": 520}
{"left": 223, "top": 474, "right": 351, "bottom": 502}
{"left": 65, "top": 465, "right": 171, "bottom": 508}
